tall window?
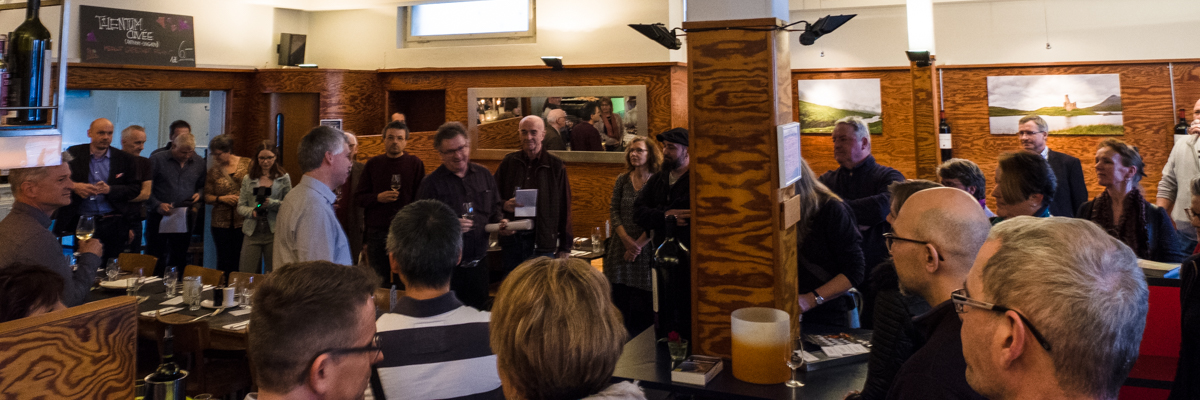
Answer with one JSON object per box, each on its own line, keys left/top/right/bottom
{"left": 407, "top": 0, "right": 534, "bottom": 43}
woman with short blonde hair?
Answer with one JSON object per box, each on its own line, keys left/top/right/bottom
{"left": 490, "top": 257, "right": 644, "bottom": 400}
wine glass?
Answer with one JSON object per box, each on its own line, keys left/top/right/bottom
{"left": 163, "top": 266, "right": 178, "bottom": 298}
{"left": 786, "top": 316, "right": 806, "bottom": 388}
{"left": 240, "top": 276, "right": 255, "bottom": 309}
{"left": 391, "top": 174, "right": 402, "bottom": 192}
{"left": 126, "top": 268, "right": 145, "bottom": 297}
{"left": 461, "top": 202, "right": 475, "bottom": 220}
{"left": 76, "top": 215, "right": 95, "bottom": 242}
{"left": 106, "top": 259, "right": 121, "bottom": 281}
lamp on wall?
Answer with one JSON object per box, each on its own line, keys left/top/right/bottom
{"left": 629, "top": 23, "right": 681, "bottom": 50}
{"left": 905, "top": 51, "right": 932, "bottom": 67}
{"left": 541, "top": 56, "right": 564, "bottom": 70}
{"left": 798, "top": 14, "right": 856, "bottom": 46}
{"left": 906, "top": 0, "right": 935, "bottom": 67}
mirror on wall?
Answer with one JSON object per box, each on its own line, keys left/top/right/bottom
{"left": 467, "top": 86, "right": 648, "bottom": 163}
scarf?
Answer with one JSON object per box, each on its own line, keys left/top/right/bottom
{"left": 1089, "top": 187, "right": 1149, "bottom": 259}
{"left": 602, "top": 113, "right": 620, "bottom": 140}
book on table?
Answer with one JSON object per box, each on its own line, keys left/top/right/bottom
{"left": 671, "top": 355, "right": 723, "bottom": 386}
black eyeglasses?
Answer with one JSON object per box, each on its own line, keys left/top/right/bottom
{"left": 882, "top": 233, "right": 945, "bottom": 261}
{"left": 309, "top": 334, "right": 382, "bottom": 366}
{"left": 951, "top": 288, "right": 1052, "bottom": 352}
{"left": 1186, "top": 208, "right": 1200, "bottom": 220}
{"left": 439, "top": 144, "right": 469, "bottom": 155}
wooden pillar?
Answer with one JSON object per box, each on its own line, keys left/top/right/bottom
{"left": 911, "top": 61, "right": 941, "bottom": 179}
{"left": 685, "top": 17, "right": 798, "bottom": 357}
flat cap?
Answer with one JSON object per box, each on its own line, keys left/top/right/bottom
{"left": 656, "top": 128, "right": 689, "bottom": 147}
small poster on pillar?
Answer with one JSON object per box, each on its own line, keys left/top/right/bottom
{"left": 78, "top": 5, "right": 197, "bottom": 67}
{"left": 986, "top": 74, "right": 1123, "bottom": 136}
{"left": 796, "top": 78, "right": 883, "bottom": 135}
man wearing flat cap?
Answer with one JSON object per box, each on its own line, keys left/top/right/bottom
{"left": 634, "top": 127, "right": 692, "bottom": 339}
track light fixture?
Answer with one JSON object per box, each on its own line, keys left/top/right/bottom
{"left": 629, "top": 23, "right": 681, "bottom": 50}
{"left": 798, "top": 14, "right": 856, "bottom": 46}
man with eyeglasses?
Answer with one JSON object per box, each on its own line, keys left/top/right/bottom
{"left": 373, "top": 199, "right": 503, "bottom": 399}
{"left": 248, "top": 260, "right": 382, "bottom": 400}
{"left": 883, "top": 187, "right": 990, "bottom": 400}
{"left": 416, "top": 122, "right": 508, "bottom": 310}
{"left": 958, "top": 217, "right": 1147, "bottom": 400}
{"left": 1015, "top": 115, "right": 1087, "bottom": 217}
{"left": 1157, "top": 99, "right": 1200, "bottom": 252}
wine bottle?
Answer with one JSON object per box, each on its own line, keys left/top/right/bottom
{"left": 147, "top": 327, "right": 185, "bottom": 383}
{"left": 7, "top": 0, "right": 50, "bottom": 125}
{"left": 1176, "top": 108, "right": 1190, "bottom": 137}
{"left": 653, "top": 215, "right": 691, "bottom": 341}
{"left": 939, "top": 110, "right": 953, "bottom": 161}
{"left": 0, "top": 34, "right": 10, "bottom": 117}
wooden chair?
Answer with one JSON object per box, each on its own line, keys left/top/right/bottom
{"left": 227, "top": 272, "right": 265, "bottom": 290}
{"left": 373, "top": 287, "right": 406, "bottom": 312}
{"left": 0, "top": 297, "right": 137, "bottom": 399}
{"left": 155, "top": 315, "right": 251, "bottom": 398}
{"left": 118, "top": 253, "right": 157, "bottom": 275}
{"left": 184, "top": 265, "right": 224, "bottom": 287}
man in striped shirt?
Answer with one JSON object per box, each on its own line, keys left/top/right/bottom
{"left": 373, "top": 200, "right": 502, "bottom": 399}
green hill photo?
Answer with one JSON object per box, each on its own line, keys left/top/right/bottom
{"left": 798, "top": 100, "right": 882, "bottom": 134}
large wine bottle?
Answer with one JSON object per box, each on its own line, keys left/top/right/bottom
{"left": 147, "top": 327, "right": 185, "bottom": 382}
{"left": 7, "top": 0, "right": 50, "bottom": 125}
{"left": 939, "top": 110, "right": 953, "bottom": 161}
{"left": 653, "top": 215, "right": 691, "bottom": 341}
{"left": 1176, "top": 108, "right": 1190, "bottom": 137}
{"left": 0, "top": 34, "right": 10, "bottom": 120}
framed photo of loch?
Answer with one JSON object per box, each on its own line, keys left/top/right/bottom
{"left": 986, "top": 74, "right": 1123, "bottom": 136}
{"left": 78, "top": 5, "right": 196, "bottom": 67}
{"left": 796, "top": 78, "right": 883, "bottom": 135}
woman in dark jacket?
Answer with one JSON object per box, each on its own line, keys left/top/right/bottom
{"left": 794, "top": 158, "right": 865, "bottom": 327}
{"left": 1078, "top": 139, "right": 1185, "bottom": 263}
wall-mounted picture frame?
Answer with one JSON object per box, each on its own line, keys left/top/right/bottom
{"left": 796, "top": 78, "right": 883, "bottom": 135}
{"left": 987, "top": 74, "right": 1123, "bottom": 136}
{"left": 320, "top": 119, "right": 343, "bottom": 130}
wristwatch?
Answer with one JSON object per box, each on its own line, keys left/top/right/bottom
{"left": 811, "top": 292, "right": 825, "bottom": 306}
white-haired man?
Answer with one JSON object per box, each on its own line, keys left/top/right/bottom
{"left": 959, "top": 217, "right": 1148, "bottom": 400}
{"left": 275, "top": 126, "right": 355, "bottom": 267}
{"left": 818, "top": 116, "right": 905, "bottom": 328}
{"left": 543, "top": 108, "right": 568, "bottom": 151}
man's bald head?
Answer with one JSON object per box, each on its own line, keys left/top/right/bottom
{"left": 90, "top": 118, "right": 113, "bottom": 132}
{"left": 546, "top": 109, "right": 567, "bottom": 129}
{"left": 518, "top": 116, "right": 546, "bottom": 157}
{"left": 895, "top": 187, "right": 991, "bottom": 271}
{"left": 87, "top": 118, "right": 115, "bottom": 153}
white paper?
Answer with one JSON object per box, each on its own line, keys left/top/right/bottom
{"left": 514, "top": 189, "right": 538, "bottom": 217}
{"left": 161, "top": 296, "right": 184, "bottom": 305}
{"left": 223, "top": 321, "right": 250, "bottom": 330}
{"left": 159, "top": 207, "right": 188, "bottom": 233}
{"left": 799, "top": 350, "right": 820, "bottom": 363}
{"left": 485, "top": 219, "right": 533, "bottom": 233}
{"left": 228, "top": 309, "right": 251, "bottom": 316}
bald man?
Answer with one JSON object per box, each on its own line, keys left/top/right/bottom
{"left": 495, "top": 116, "right": 573, "bottom": 270}
{"left": 54, "top": 118, "right": 146, "bottom": 265}
{"left": 542, "top": 108, "right": 567, "bottom": 151}
{"left": 120, "top": 125, "right": 153, "bottom": 253}
{"left": 885, "top": 187, "right": 991, "bottom": 400}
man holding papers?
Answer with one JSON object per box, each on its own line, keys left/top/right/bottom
{"left": 146, "top": 133, "right": 206, "bottom": 275}
{"left": 495, "top": 116, "right": 573, "bottom": 272}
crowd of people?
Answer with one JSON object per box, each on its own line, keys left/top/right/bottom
{"left": 0, "top": 99, "right": 1197, "bottom": 399}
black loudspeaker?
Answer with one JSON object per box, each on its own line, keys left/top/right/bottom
{"left": 277, "top": 33, "right": 306, "bottom": 66}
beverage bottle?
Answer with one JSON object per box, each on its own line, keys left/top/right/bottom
{"left": 939, "top": 110, "right": 952, "bottom": 161}
{"left": 7, "top": 0, "right": 50, "bottom": 125}
{"left": 653, "top": 215, "right": 691, "bottom": 341}
{"left": 1176, "top": 108, "right": 1190, "bottom": 137}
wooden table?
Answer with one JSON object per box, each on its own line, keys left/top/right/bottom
{"left": 611, "top": 326, "right": 868, "bottom": 400}
{"left": 87, "top": 279, "right": 250, "bottom": 349}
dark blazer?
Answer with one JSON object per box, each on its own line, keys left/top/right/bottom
{"left": 1047, "top": 149, "right": 1088, "bottom": 218}
{"left": 1077, "top": 200, "right": 1187, "bottom": 263}
{"left": 53, "top": 144, "right": 145, "bottom": 235}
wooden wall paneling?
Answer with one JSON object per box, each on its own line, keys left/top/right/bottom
{"left": 941, "top": 64, "right": 1175, "bottom": 204}
{"left": 475, "top": 118, "right": 523, "bottom": 150}
{"left": 686, "top": 18, "right": 797, "bottom": 358}
{"left": 1173, "top": 62, "right": 1200, "bottom": 125}
{"left": 792, "top": 69, "right": 917, "bottom": 179}
{"left": 0, "top": 297, "right": 138, "bottom": 399}
{"left": 911, "top": 63, "right": 940, "bottom": 179}
{"left": 254, "top": 70, "right": 386, "bottom": 147}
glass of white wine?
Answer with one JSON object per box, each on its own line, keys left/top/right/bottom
{"left": 76, "top": 215, "right": 95, "bottom": 242}
{"left": 391, "top": 174, "right": 402, "bottom": 192}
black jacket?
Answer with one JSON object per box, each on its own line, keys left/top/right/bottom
{"left": 634, "top": 170, "right": 690, "bottom": 249}
{"left": 494, "top": 150, "right": 573, "bottom": 253}
{"left": 857, "top": 260, "right": 932, "bottom": 400}
{"left": 1077, "top": 200, "right": 1186, "bottom": 263}
{"left": 797, "top": 197, "right": 865, "bottom": 317}
{"left": 1047, "top": 149, "right": 1088, "bottom": 218}
{"left": 53, "top": 144, "right": 145, "bottom": 235}
{"left": 1171, "top": 254, "right": 1200, "bottom": 400}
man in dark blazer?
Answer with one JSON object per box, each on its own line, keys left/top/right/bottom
{"left": 1017, "top": 115, "right": 1087, "bottom": 217}
{"left": 54, "top": 118, "right": 146, "bottom": 264}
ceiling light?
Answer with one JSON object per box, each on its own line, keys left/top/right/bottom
{"left": 799, "top": 14, "right": 856, "bottom": 46}
{"left": 629, "top": 23, "right": 681, "bottom": 50}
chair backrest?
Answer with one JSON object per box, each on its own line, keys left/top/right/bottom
{"left": 228, "top": 272, "right": 266, "bottom": 290}
{"left": 119, "top": 253, "right": 158, "bottom": 275}
{"left": 0, "top": 297, "right": 138, "bottom": 399}
{"left": 184, "top": 265, "right": 224, "bottom": 287}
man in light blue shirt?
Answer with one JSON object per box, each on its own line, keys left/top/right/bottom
{"left": 274, "top": 126, "right": 354, "bottom": 268}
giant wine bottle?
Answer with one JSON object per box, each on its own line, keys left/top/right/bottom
{"left": 7, "top": 0, "right": 50, "bottom": 125}
{"left": 653, "top": 215, "right": 691, "bottom": 341}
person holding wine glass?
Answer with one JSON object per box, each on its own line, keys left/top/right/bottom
{"left": 0, "top": 156, "right": 103, "bottom": 307}
{"left": 54, "top": 118, "right": 144, "bottom": 266}
{"left": 205, "top": 134, "right": 251, "bottom": 276}
{"left": 237, "top": 141, "right": 292, "bottom": 274}
{"left": 356, "top": 120, "right": 425, "bottom": 286}
{"left": 604, "top": 136, "right": 661, "bottom": 337}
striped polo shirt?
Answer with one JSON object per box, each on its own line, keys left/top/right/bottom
{"left": 373, "top": 291, "right": 503, "bottom": 400}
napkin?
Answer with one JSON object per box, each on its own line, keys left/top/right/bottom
{"left": 161, "top": 296, "right": 184, "bottom": 305}
{"left": 228, "top": 309, "right": 251, "bottom": 316}
{"left": 141, "top": 307, "right": 183, "bottom": 317}
{"left": 223, "top": 321, "right": 249, "bottom": 330}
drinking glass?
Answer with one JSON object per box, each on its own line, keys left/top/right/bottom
{"left": 461, "top": 202, "right": 475, "bottom": 220}
{"left": 240, "top": 276, "right": 255, "bottom": 308}
{"left": 105, "top": 259, "right": 119, "bottom": 280}
{"left": 76, "top": 215, "right": 95, "bottom": 242}
{"left": 89, "top": 178, "right": 103, "bottom": 201}
{"left": 591, "top": 227, "right": 603, "bottom": 253}
{"left": 126, "top": 268, "right": 145, "bottom": 297}
{"left": 230, "top": 276, "right": 244, "bottom": 305}
{"left": 163, "top": 266, "right": 178, "bottom": 298}
{"left": 183, "top": 276, "right": 203, "bottom": 311}
{"left": 390, "top": 174, "right": 402, "bottom": 192}
{"left": 786, "top": 316, "right": 806, "bottom": 388}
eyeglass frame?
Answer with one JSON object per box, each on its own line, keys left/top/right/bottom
{"left": 1185, "top": 208, "right": 1200, "bottom": 220}
{"left": 951, "top": 288, "right": 1052, "bottom": 352}
{"left": 1016, "top": 130, "right": 1046, "bottom": 136}
{"left": 303, "top": 333, "right": 383, "bottom": 378}
{"left": 882, "top": 232, "right": 945, "bottom": 261}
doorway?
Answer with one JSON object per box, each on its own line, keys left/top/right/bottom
{"left": 268, "top": 93, "right": 320, "bottom": 178}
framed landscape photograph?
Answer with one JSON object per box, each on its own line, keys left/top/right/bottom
{"left": 796, "top": 78, "right": 883, "bottom": 135}
{"left": 986, "top": 74, "right": 1123, "bottom": 135}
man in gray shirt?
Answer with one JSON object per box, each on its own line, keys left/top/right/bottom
{"left": 146, "top": 133, "right": 205, "bottom": 275}
{"left": 0, "top": 156, "right": 103, "bottom": 306}
{"left": 274, "top": 126, "right": 355, "bottom": 268}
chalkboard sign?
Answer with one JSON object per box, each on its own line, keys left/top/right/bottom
{"left": 78, "top": 6, "right": 196, "bottom": 67}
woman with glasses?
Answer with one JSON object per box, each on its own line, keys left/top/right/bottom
{"left": 1077, "top": 139, "right": 1184, "bottom": 262}
{"left": 604, "top": 137, "right": 662, "bottom": 337}
{"left": 989, "top": 151, "right": 1057, "bottom": 224}
{"left": 237, "top": 141, "right": 291, "bottom": 273}
{"left": 205, "top": 135, "right": 251, "bottom": 275}
{"left": 794, "top": 158, "right": 865, "bottom": 327}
